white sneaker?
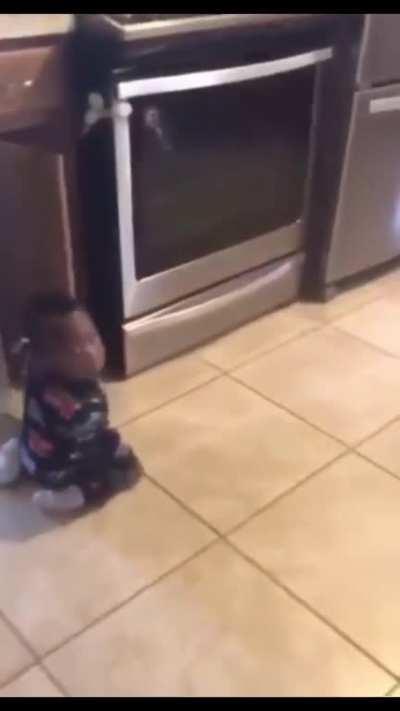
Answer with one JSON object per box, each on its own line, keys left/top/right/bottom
{"left": 33, "top": 486, "right": 85, "bottom": 514}
{"left": 0, "top": 438, "right": 21, "bottom": 486}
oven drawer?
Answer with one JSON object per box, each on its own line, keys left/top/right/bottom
{"left": 0, "top": 46, "right": 65, "bottom": 130}
{"left": 122, "top": 253, "right": 304, "bottom": 375}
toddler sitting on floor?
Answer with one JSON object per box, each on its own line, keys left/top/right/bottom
{"left": 0, "top": 293, "right": 137, "bottom": 513}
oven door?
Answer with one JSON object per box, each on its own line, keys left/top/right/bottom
{"left": 112, "top": 47, "right": 332, "bottom": 320}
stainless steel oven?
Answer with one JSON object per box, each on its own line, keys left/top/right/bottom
{"left": 79, "top": 16, "right": 333, "bottom": 375}
{"left": 112, "top": 47, "right": 331, "bottom": 322}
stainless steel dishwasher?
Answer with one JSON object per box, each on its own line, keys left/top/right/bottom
{"left": 316, "top": 14, "right": 400, "bottom": 290}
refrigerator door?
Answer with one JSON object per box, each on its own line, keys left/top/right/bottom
{"left": 327, "top": 83, "right": 400, "bottom": 284}
{"left": 358, "top": 14, "right": 400, "bottom": 87}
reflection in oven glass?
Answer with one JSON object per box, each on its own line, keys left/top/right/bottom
{"left": 131, "top": 66, "right": 314, "bottom": 279}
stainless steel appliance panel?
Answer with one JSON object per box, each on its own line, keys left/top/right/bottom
{"left": 358, "top": 14, "right": 400, "bottom": 88}
{"left": 327, "top": 82, "right": 400, "bottom": 283}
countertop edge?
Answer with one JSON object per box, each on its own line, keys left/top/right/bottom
{"left": 0, "top": 14, "right": 75, "bottom": 41}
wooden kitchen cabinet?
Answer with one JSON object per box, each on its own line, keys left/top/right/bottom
{"left": 0, "top": 44, "right": 65, "bottom": 133}
{"left": 0, "top": 143, "right": 75, "bottom": 348}
{"left": 0, "top": 33, "right": 83, "bottom": 377}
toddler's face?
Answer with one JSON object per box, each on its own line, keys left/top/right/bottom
{"left": 42, "top": 309, "right": 105, "bottom": 380}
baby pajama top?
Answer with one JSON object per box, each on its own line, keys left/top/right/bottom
{"left": 20, "top": 373, "right": 120, "bottom": 494}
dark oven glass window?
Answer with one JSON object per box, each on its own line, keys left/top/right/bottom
{"left": 131, "top": 65, "right": 315, "bottom": 278}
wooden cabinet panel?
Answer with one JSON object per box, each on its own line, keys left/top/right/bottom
{"left": 0, "top": 141, "right": 75, "bottom": 365}
{"left": 0, "top": 45, "right": 67, "bottom": 133}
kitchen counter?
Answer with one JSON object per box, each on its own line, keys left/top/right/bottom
{"left": 0, "top": 14, "right": 74, "bottom": 41}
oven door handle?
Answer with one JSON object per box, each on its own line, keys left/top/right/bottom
{"left": 116, "top": 47, "right": 333, "bottom": 100}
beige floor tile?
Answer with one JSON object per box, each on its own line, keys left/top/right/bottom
{"left": 46, "top": 542, "right": 391, "bottom": 697}
{"left": 0, "top": 479, "right": 214, "bottom": 655}
{"left": 389, "top": 684, "right": 400, "bottom": 697}
{"left": 0, "top": 414, "right": 20, "bottom": 446}
{"left": 231, "top": 453, "right": 400, "bottom": 674}
{"left": 293, "top": 280, "right": 383, "bottom": 324}
{"left": 336, "top": 298, "right": 400, "bottom": 357}
{"left": 105, "top": 353, "right": 219, "bottom": 428}
{"left": 234, "top": 327, "right": 400, "bottom": 445}
{"left": 0, "top": 617, "right": 32, "bottom": 687}
{"left": 358, "top": 419, "right": 400, "bottom": 476}
{"left": 374, "top": 267, "right": 400, "bottom": 297}
{"left": 0, "top": 667, "right": 62, "bottom": 698}
{"left": 125, "top": 378, "right": 344, "bottom": 533}
{"left": 201, "top": 305, "right": 317, "bottom": 371}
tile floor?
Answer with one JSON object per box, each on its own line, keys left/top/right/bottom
{"left": 2, "top": 269, "right": 400, "bottom": 696}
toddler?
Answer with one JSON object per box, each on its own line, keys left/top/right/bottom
{"left": 0, "top": 293, "right": 137, "bottom": 513}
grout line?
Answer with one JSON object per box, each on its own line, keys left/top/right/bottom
{"left": 385, "top": 682, "right": 400, "bottom": 697}
{"left": 224, "top": 538, "right": 399, "bottom": 682}
{"left": 332, "top": 323, "right": 400, "bottom": 361}
{"left": 199, "top": 323, "right": 322, "bottom": 375}
{"left": 143, "top": 472, "right": 222, "bottom": 538}
{"left": 116, "top": 373, "right": 223, "bottom": 431}
{"left": 41, "top": 538, "right": 218, "bottom": 661}
{"left": 220, "top": 325, "right": 400, "bottom": 467}
{"left": 0, "top": 660, "right": 37, "bottom": 693}
{"left": 228, "top": 322, "right": 328, "bottom": 375}
{"left": 195, "top": 357, "right": 227, "bottom": 376}
{"left": 39, "top": 662, "right": 69, "bottom": 697}
{"left": 0, "top": 611, "right": 69, "bottom": 695}
{"left": 227, "top": 371, "right": 349, "bottom": 448}
{"left": 0, "top": 610, "right": 39, "bottom": 666}
{"left": 321, "top": 293, "right": 384, "bottom": 323}
{"left": 286, "top": 288, "right": 382, "bottom": 328}
{"left": 321, "top": 288, "right": 385, "bottom": 319}
{"left": 353, "top": 414, "right": 400, "bottom": 450}
{"left": 225, "top": 450, "right": 350, "bottom": 537}
{"left": 353, "top": 450, "right": 400, "bottom": 486}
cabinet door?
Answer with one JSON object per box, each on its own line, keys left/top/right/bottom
{"left": 327, "top": 83, "right": 400, "bottom": 283}
{"left": 0, "top": 141, "right": 75, "bottom": 370}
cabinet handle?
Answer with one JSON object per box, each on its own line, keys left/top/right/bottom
{"left": 369, "top": 96, "right": 400, "bottom": 114}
